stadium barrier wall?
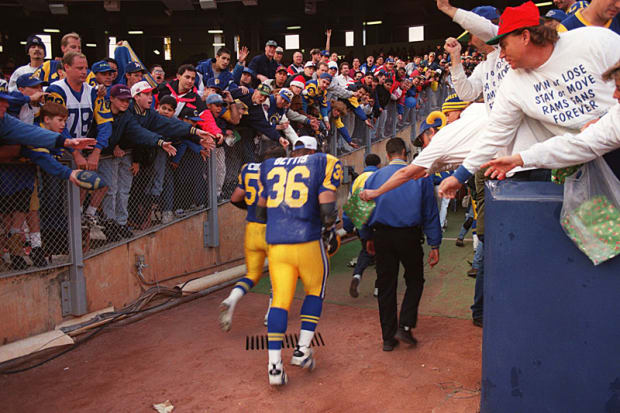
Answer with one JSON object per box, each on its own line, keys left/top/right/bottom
{"left": 482, "top": 181, "right": 620, "bottom": 412}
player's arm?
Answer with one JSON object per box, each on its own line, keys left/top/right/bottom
{"left": 256, "top": 164, "right": 268, "bottom": 222}
{"left": 318, "top": 154, "right": 343, "bottom": 228}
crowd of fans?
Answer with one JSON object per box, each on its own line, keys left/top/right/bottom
{"left": 0, "top": 23, "right": 478, "bottom": 272}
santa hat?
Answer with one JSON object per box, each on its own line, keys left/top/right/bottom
{"left": 290, "top": 75, "right": 306, "bottom": 89}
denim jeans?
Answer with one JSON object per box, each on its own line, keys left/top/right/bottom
{"left": 457, "top": 204, "right": 474, "bottom": 240}
{"left": 99, "top": 154, "right": 133, "bottom": 225}
{"left": 471, "top": 239, "right": 484, "bottom": 320}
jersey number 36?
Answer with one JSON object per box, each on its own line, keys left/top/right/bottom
{"left": 266, "top": 166, "right": 310, "bottom": 208}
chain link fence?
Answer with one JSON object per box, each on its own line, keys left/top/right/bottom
{"left": 0, "top": 79, "right": 453, "bottom": 278}
{"left": 0, "top": 161, "right": 70, "bottom": 274}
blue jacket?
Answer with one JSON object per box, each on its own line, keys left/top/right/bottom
{"left": 248, "top": 54, "right": 278, "bottom": 79}
{"left": 1, "top": 114, "right": 65, "bottom": 149}
{"left": 231, "top": 87, "right": 280, "bottom": 141}
{"left": 105, "top": 110, "right": 164, "bottom": 156}
{"left": 21, "top": 145, "right": 72, "bottom": 180}
{"left": 128, "top": 103, "right": 202, "bottom": 146}
{"left": 364, "top": 159, "right": 442, "bottom": 246}
{"left": 196, "top": 58, "right": 242, "bottom": 90}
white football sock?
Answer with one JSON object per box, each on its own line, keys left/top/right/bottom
{"left": 298, "top": 329, "right": 315, "bottom": 349}
{"left": 268, "top": 350, "right": 282, "bottom": 366}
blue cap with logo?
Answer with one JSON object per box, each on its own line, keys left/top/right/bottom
{"left": 545, "top": 9, "right": 568, "bottom": 22}
{"left": 278, "top": 88, "right": 293, "bottom": 103}
{"left": 92, "top": 60, "right": 113, "bottom": 73}
{"left": 385, "top": 57, "right": 395, "bottom": 64}
{"left": 125, "top": 61, "right": 145, "bottom": 73}
{"left": 206, "top": 77, "right": 223, "bottom": 89}
{"left": 320, "top": 50, "right": 330, "bottom": 57}
{"left": 206, "top": 93, "right": 224, "bottom": 105}
{"left": 319, "top": 73, "right": 333, "bottom": 81}
{"left": 16, "top": 73, "right": 43, "bottom": 88}
{"left": 181, "top": 108, "right": 203, "bottom": 121}
{"left": 471, "top": 5, "right": 500, "bottom": 20}
{"left": 242, "top": 66, "right": 255, "bottom": 76}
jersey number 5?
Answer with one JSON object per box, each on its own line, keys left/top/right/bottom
{"left": 244, "top": 172, "right": 259, "bottom": 204}
{"left": 266, "top": 166, "right": 310, "bottom": 208}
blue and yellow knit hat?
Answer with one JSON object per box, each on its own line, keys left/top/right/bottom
{"left": 442, "top": 93, "right": 470, "bottom": 114}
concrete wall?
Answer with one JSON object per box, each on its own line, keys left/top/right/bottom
{"left": 0, "top": 131, "right": 405, "bottom": 345}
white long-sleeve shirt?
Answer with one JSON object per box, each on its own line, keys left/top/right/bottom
{"left": 454, "top": 27, "right": 620, "bottom": 182}
{"left": 521, "top": 103, "right": 620, "bottom": 169}
{"left": 413, "top": 103, "right": 487, "bottom": 172}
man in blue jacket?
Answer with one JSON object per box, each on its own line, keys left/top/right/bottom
{"left": 196, "top": 47, "right": 246, "bottom": 90}
{"left": 364, "top": 138, "right": 441, "bottom": 351}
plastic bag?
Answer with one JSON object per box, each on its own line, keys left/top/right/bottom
{"left": 343, "top": 188, "right": 376, "bottom": 230}
{"left": 560, "top": 157, "right": 620, "bottom": 265}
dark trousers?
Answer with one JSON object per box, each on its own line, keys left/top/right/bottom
{"left": 373, "top": 225, "right": 424, "bottom": 342}
{"left": 353, "top": 238, "right": 373, "bottom": 278}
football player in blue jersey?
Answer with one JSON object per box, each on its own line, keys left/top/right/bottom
{"left": 218, "top": 146, "right": 287, "bottom": 332}
{"left": 256, "top": 136, "right": 342, "bottom": 386}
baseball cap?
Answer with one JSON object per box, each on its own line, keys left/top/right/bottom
{"left": 276, "top": 65, "right": 288, "bottom": 73}
{"left": 304, "top": 61, "right": 316, "bottom": 68}
{"left": 545, "top": 9, "right": 567, "bottom": 22}
{"left": 206, "top": 93, "right": 224, "bottom": 105}
{"left": 16, "top": 73, "right": 43, "bottom": 88}
{"left": 257, "top": 83, "right": 272, "bottom": 96}
{"left": 320, "top": 50, "right": 330, "bottom": 57}
{"left": 290, "top": 76, "right": 306, "bottom": 89}
{"left": 92, "top": 60, "right": 113, "bottom": 73}
{"left": 327, "top": 61, "right": 338, "bottom": 69}
{"left": 110, "top": 84, "right": 132, "bottom": 100}
{"left": 25, "top": 35, "right": 46, "bottom": 55}
{"left": 206, "top": 77, "right": 223, "bottom": 89}
{"left": 181, "top": 109, "right": 203, "bottom": 122}
{"left": 442, "top": 93, "right": 469, "bottom": 113}
{"left": 242, "top": 66, "right": 255, "bottom": 76}
{"left": 265, "top": 40, "right": 278, "bottom": 47}
{"left": 385, "top": 57, "right": 395, "bottom": 64}
{"left": 130, "top": 80, "right": 154, "bottom": 97}
{"left": 278, "top": 88, "right": 293, "bottom": 103}
{"left": 568, "top": 0, "right": 589, "bottom": 15}
{"left": 294, "top": 136, "right": 318, "bottom": 151}
{"left": 414, "top": 111, "right": 446, "bottom": 146}
{"left": 125, "top": 61, "right": 145, "bottom": 73}
{"left": 471, "top": 5, "right": 500, "bottom": 21}
{"left": 275, "top": 46, "right": 284, "bottom": 54}
{"left": 486, "top": 1, "right": 541, "bottom": 45}
{"left": 319, "top": 73, "right": 333, "bottom": 81}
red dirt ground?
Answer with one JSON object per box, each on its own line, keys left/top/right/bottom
{"left": 1, "top": 286, "right": 482, "bottom": 413}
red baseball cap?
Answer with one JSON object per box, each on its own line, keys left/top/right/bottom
{"left": 487, "top": 1, "right": 541, "bottom": 45}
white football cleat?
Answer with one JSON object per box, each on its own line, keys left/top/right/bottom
{"left": 268, "top": 362, "right": 288, "bottom": 386}
{"left": 218, "top": 299, "right": 233, "bottom": 332}
{"left": 290, "top": 345, "right": 315, "bottom": 370}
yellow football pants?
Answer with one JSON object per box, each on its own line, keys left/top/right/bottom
{"left": 244, "top": 221, "right": 268, "bottom": 285}
{"left": 268, "top": 239, "right": 329, "bottom": 311}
